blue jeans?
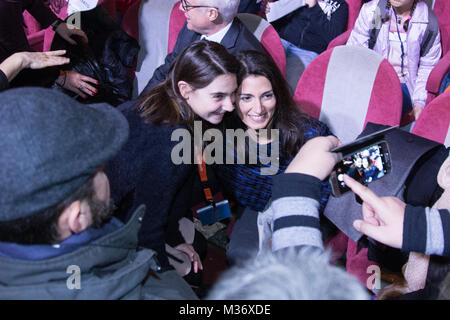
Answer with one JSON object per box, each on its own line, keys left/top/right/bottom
{"left": 401, "top": 83, "right": 413, "bottom": 116}
{"left": 281, "top": 38, "right": 319, "bottom": 93}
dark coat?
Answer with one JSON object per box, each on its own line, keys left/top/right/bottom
{"left": 272, "top": 0, "right": 348, "bottom": 54}
{"left": 140, "top": 17, "right": 265, "bottom": 95}
{"left": 104, "top": 100, "right": 195, "bottom": 270}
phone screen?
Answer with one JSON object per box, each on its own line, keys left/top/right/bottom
{"left": 330, "top": 142, "right": 391, "bottom": 196}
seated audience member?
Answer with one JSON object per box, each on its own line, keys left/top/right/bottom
{"left": 0, "top": 87, "right": 197, "bottom": 299}
{"left": 140, "top": 0, "right": 264, "bottom": 95}
{"left": 212, "top": 51, "right": 335, "bottom": 264}
{"left": 347, "top": 0, "right": 442, "bottom": 120}
{"left": 0, "top": 0, "right": 99, "bottom": 97}
{"left": 269, "top": 0, "right": 348, "bottom": 90}
{"left": 238, "top": 0, "right": 263, "bottom": 14}
{"left": 0, "top": 50, "right": 69, "bottom": 92}
{"left": 207, "top": 136, "right": 371, "bottom": 300}
{"left": 104, "top": 41, "right": 240, "bottom": 286}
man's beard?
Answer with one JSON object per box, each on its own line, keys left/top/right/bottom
{"left": 87, "top": 196, "right": 117, "bottom": 228}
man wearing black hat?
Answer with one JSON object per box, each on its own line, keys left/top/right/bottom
{"left": 0, "top": 87, "right": 197, "bottom": 299}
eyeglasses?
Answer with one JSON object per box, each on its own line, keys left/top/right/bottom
{"left": 181, "top": 0, "right": 218, "bottom": 12}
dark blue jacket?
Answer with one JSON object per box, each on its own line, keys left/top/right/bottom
{"left": 272, "top": 0, "right": 348, "bottom": 54}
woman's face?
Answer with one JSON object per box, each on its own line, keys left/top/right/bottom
{"left": 236, "top": 75, "right": 277, "bottom": 130}
{"left": 390, "top": 0, "right": 415, "bottom": 11}
{"left": 183, "top": 73, "right": 237, "bottom": 124}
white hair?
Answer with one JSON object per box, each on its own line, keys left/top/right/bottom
{"left": 198, "top": 0, "right": 240, "bottom": 23}
{"left": 207, "top": 247, "right": 370, "bottom": 300}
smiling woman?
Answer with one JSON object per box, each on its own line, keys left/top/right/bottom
{"left": 212, "top": 50, "right": 336, "bottom": 265}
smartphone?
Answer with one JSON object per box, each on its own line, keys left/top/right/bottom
{"left": 329, "top": 140, "right": 392, "bottom": 197}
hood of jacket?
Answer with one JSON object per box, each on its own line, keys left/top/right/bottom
{"left": 0, "top": 205, "right": 159, "bottom": 299}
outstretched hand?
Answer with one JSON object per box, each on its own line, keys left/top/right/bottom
{"left": 285, "top": 135, "right": 342, "bottom": 180}
{"left": 343, "top": 174, "right": 405, "bottom": 249}
{"left": 21, "top": 50, "right": 70, "bottom": 69}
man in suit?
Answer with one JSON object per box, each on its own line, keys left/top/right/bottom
{"left": 140, "top": 0, "right": 264, "bottom": 95}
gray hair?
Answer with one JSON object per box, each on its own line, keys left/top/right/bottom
{"left": 198, "top": 0, "right": 239, "bottom": 23}
{"left": 207, "top": 247, "right": 370, "bottom": 300}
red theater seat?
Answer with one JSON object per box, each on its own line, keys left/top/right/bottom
{"left": 294, "top": 45, "right": 402, "bottom": 144}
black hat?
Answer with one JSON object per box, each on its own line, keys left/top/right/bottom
{"left": 0, "top": 87, "right": 129, "bottom": 221}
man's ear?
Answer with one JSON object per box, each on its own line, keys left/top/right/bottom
{"left": 178, "top": 80, "right": 193, "bottom": 100}
{"left": 58, "top": 200, "right": 92, "bottom": 240}
{"left": 437, "top": 156, "right": 450, "bottom": 190}
{"left": 206, "top": 7, "right": 219, "bottom": 22}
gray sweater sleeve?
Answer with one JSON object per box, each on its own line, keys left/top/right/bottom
{"left": 402, "top": 205, "right": 450, "bottom": 257}
{"left": 259, "top": 173, "right": 324, "bottom": 253}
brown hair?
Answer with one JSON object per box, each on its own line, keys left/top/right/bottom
{"left": 136, "top": 41, "right": 240, "bottom": 131}
{"left": 229, "top": 50, "right": 315, "bottom": 158}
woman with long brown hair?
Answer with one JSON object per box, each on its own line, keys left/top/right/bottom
{"left": 212, "top": 50, "right": 335, "bottom": 264}
{"left": 104, "top": 40, "right": 240, "bottom": 289}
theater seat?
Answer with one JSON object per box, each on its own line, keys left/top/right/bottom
{"left": 426, "top": 51, "right": 450, "bottom": 104}
{"left": 131, "top": 0, "right": 179, "bottom": 97}
{"left": 412, "top": 90, "right": 450, "bottom": 147}
{"left": 237, "top": 13, "right": 286, "bottom": 77}
{"left": 294, "top": 45, "right": 402, "bottom": 144}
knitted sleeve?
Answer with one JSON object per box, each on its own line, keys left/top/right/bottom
{"left": 261, "top": 173, "right": 324, "bottom": 252}
{"left": 402, "top": 205, "right": 450, "bottom": 257}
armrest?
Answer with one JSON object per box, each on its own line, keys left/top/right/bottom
{"left": 425, "top": 51, "right": 450, "bottom": 104}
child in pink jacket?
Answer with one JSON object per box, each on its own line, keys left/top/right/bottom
{"left": 347, "top": 0, "right": 441, "bottom": 120}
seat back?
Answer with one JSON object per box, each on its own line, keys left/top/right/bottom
{"left": 131, "top": 0, "right": 179, "bottom": 96}
{"left": 168, "top": 1, "right": 186, "bottom": 54}
{"left": 432, "top": 0, "right": 450, "bottom": 55}
{"left": 412, "top": 90, "right": 450, "bottom": 147}
{"left": 293, "top": 45, "right": 402, "bottom": 144}
{"left": 237, "top": 13, "right": 286, "bottom": 77}
{"left": 345, "top": 0, "right": 362, "bottom": 30}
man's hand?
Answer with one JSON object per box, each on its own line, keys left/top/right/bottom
{"left": 343, "top": 174, "right": 405, "bottom": 249}
{"left": 55, "top": 22, "right": 89, "bottom": 45}
{"left": 175, "top": 243, "right": 203, "bottom": 273}
{"left": 285, "top": 135, "right": 342, "bottom": 180}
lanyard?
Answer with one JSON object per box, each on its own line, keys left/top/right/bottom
{"left": 392, "top": 8, "right": 407, "bottom": 78}
{"left": 196, "top": 152, "right": 215, "bottom": 207}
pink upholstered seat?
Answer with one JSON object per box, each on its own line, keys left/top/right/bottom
{"left": 168, "top": 1, "right": 186, "bottom": 54}
{"left": 426, "top": 51, "right": 450, "bottom": 104}
{"left": 412, "top": 90, "right": 450, "bottom": 147}
{"left": 293, "top": 45, "right": 402, "bottom": 144}
{"left": 237, "top": 13, "right": 286, "bottom": 77}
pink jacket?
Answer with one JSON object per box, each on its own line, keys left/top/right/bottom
{"left": 347, "top": 0, "right": 442, "bottom": 108}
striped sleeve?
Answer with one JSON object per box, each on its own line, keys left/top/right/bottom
{"left": 269, "top": 173, "right": 323, "bottom": 252}
{"left": 402, "top": 205, "right": 450, "bottom": 257}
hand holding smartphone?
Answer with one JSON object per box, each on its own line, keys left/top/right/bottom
{"left": 328, "top": 127, "right": 395, "bottom": 197}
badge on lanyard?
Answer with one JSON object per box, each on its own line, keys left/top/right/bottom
{"left": 193, "top": 158, "right": 231, "bottom": 226}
